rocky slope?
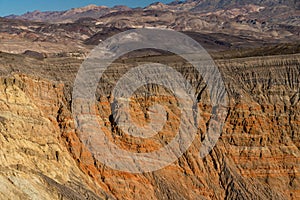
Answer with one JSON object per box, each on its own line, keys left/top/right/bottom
{"left": 0, "top": 1, "right": 300, "bottom": 199}
{"left": 2, "top": 0, "right": 299, "bottom": 56}
{"left": 6, "top": 0, "right": 300, "bottom": 22}
{"left": 5, "top": 5, "right": 131, "bottom": 23}
{"left": 0, "top": 51, "right": 299, "bottom": 199}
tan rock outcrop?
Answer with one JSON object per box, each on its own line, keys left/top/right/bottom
{"left": 0, "top": 53, "right": 299, "bottom": 199}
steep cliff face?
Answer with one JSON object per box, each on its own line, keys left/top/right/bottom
{"left": 219, "top": 54, "right": 300, "bottom": 199}
{"left": 0, "top": 74, "right": 111, "bottom": 199}
{"left": 0, "top": 53, "right": 299, "bottom": 199}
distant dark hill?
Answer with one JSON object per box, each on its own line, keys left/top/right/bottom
{"left": 5, "top": 0, "right": 300, "bottom": 23}
{"left": 185, "top": 0, "right": 300, "bottom": 11}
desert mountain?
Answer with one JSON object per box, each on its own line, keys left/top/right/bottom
{"left": 175, "top": 0, "right": 300, "bottom": 11}
{"left": 1, "top": 0, "right": 300, "bottom": 200}
{"left": 0, "top": 41, "right": 300, "bottom": 200}
{"left": 6, "top": 0, "right": 300, "bottom": 22}
{"left": 1, "top": 0, "right": 299, "bottom": 56}
{"left": 5, "top": 4, "right": 131, "bottom": 23}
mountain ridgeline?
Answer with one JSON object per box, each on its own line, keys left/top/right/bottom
{"left": 0, "top": 1, "right": 300, "bottom": 199}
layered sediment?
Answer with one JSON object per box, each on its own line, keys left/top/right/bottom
{"left": 0, "top": 53, "right": 299, "bottom": 199}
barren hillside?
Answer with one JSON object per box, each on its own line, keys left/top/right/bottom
{"left": 1, "top": 0, "right": 300, "bottom": 199}
{"left": 0, "top": 50, "right": 299, "bottom": 199}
